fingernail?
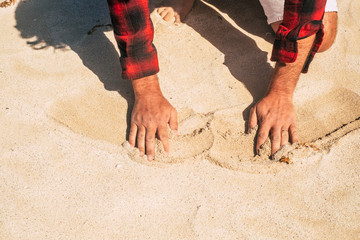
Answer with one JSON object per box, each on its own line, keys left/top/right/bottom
{"left": 248, "top": 128, "right": 251, "bottom": 134}
{"left": 173, "top": 130, "right": 178, "bottom": 135}
{"left": 148, "top": 155, "right": 153, "bottom": 161}
{"left": 164, "top": 152, "right": 169, "bottom": 158}
{"left": 175, "top": 23, "right": 180, "bottom": 26}
{"left": 139, "top": 152, "right": 144, "bottom": 157}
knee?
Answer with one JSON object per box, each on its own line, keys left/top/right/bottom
{"left": 270, "top": 21, "right": 282, "bottom": 33}
{"left": 318, "top": 12, "right": 338, "bottom": 52}
{"left": 270, "top": 12, "right": 338, "bottom": 53}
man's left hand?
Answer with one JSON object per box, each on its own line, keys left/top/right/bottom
{"left": 248, "top": 92, "right": 299, "bottom": 156}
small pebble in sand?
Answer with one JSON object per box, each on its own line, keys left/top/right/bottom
{"left": 0, "top": 0, "right": 15, "bottom": 8}
{"left": 279, "top": 157, "right": 290, "bottom": 164}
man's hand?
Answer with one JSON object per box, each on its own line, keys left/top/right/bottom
{"left": 129, "top": 74, "right": 178, "bottom": 161}
{"left": 248, "top": 93, "right": 298, "bottom": 155}
{"left": 248, "top": 34, "right": 316, "bottom": 156}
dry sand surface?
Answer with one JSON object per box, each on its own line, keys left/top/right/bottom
{"left": 1, "top": 0, "right": 360, "bottom": 239}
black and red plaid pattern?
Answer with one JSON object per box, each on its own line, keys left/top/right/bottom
{"left": 107, "top": 0, "right": 326, "bottom": 79}
{"left": 271, "top": 0, "right": 326, "bottom": 73}
{"left": 107, "top": 0, "right": 159, "bottom": 80}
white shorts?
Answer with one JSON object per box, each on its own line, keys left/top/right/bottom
{"left": 259, "top": 0, "right": 338, "bottom": 24}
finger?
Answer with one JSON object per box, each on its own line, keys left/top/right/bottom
{"left": 157, "top": 7, "right": 165, "bottom": 14}
{"left": 248, "top": 106, "right": 258, "bottom": 133}
{"left": 280, "top": 127, "right": 290, "bottom": 146}
{"left": 145, "top": 127, "right": 157, "bottom": 161}
{"left": 174, "top": 14, "right": 181, "bottom": 24}
{"left": 137, "top": 126, "right": 146, "bottom": 157}
{"left": 157, "top": 125, "right": 169, "bottom": 155}
{"left": 129, "top": 123, "right": 137, "bottom": 147}
{"left": 289, "top": 124, "right": 299, "bottom": 143}
{"left": 163, "top": 12, "right": 174, "bottom": 22}
{"left": 169, "top": 108, "right": 178, "bottom": 133}
{"left": 256, "top": 124, "right": 270, "bottom": 154}
{"left": 270, "top": 127, "right": 281, "bottom": 155}
{"left": 159, "top": 9, "right": 169, "bottom": 19}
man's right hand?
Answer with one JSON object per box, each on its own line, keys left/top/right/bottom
{"left": 129, "top": 74, "right": 178, "bottom": 161}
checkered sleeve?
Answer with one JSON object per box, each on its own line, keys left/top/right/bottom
{"left": 107, "top": 0, "right": 159, "bottom": 80}
{"left": 270, "top": 0, "right": 326, "bottom": 73}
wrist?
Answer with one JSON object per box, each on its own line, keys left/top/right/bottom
{"left": 266, "top": 89, "right": 293, "bottom": 101}
{"left": 265, "top": 66, "right": 296, "bottom": 100}
{"left": 131, "top": 74, "right": 163, "bottom": 98}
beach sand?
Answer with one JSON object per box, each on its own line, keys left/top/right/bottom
{"left": 0, "top": 0, "right": 359, "bottom": 239}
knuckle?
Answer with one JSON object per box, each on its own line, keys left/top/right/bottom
{"left": 132, "top": 114, "right": 142, "bottom": 123}
{"left": 137, "top": 132, "right": 145, "bottom": 138}
{"left": 145, "top": 135, "right": 155, "bottom": 143}
{"left": 131, "top": 118, "right": 139, "bottom": 125}
{"left": 143, "top": 121, "right": 155, "bottom": 129}
{"left": 259, "top": 115, "right": 270, "bottom": 124}
{"left": 271, "top": 135, "right": 280, "bottom": 141}
{"left": 281, "top": 130, "right": 288, "bottom": 135}
{"left": 154, "top": 115, "right": 165, "bottom": 123}
{"left": 257, "top": 132, "right": 267, "bottom": 139}
{"left": 162, "top": 111, "right": 171, "bottom": 119}
{"left": 159, "top": 134, "right": 169, "bottom": 141}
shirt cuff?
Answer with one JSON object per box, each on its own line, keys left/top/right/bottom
{"left": 270, "top": 24, "right": 298, "bottom": 64}
{"left": 120, "top": 45, "right": 160, "bottom": 80}
{"left": 270, "top": 22, "right": 324, "bottom": 73}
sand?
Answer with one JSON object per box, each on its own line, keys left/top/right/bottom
{"left": 0, "top": 0, "right": 359, "bottom": 239}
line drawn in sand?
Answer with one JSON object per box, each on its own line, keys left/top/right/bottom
{"left": 48, "top": 87, "right": 360, "bottom": 172}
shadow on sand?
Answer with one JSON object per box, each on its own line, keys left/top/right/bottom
{"left": 15, "top": 0, "right": 273, "bottom": 137}
{"left": 15, "top": 0, "right": 135, "bottom": 137}
{"left": 183, "top": 0, "right": 274, "bottom": 124}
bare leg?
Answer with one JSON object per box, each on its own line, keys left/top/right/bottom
{"left": 270, "top": 20, "right": 282, "bottom": 33}
{"left": 270, "top": 12, "right": 338, "bottom": 52}
{"left": 318, "top": 12, "right": 337, "bottom": 52}
{"left": 157, "top": 0, "right": 195, "bottom": 23}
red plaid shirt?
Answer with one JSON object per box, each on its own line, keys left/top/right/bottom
{"left": 107, "top": 0, "right": 326, "bottom": 80}
{"left": 107, "top": 0, "right": 159, "bottom": 80}
{"left": 271, "top": 0, "right": 326, "bottom": 73}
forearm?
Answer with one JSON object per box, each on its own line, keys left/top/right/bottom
{"left": 266, "top": 34, "right": 316, "bottom": 99}
{"left": 131, "top": 74, "right": 162, "bottom": 98}
{"left": 107, "top": 0, "right": 159, "bottom": 80}
{"left": 250, "top": 0, "right": 326, "bottom": 155}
